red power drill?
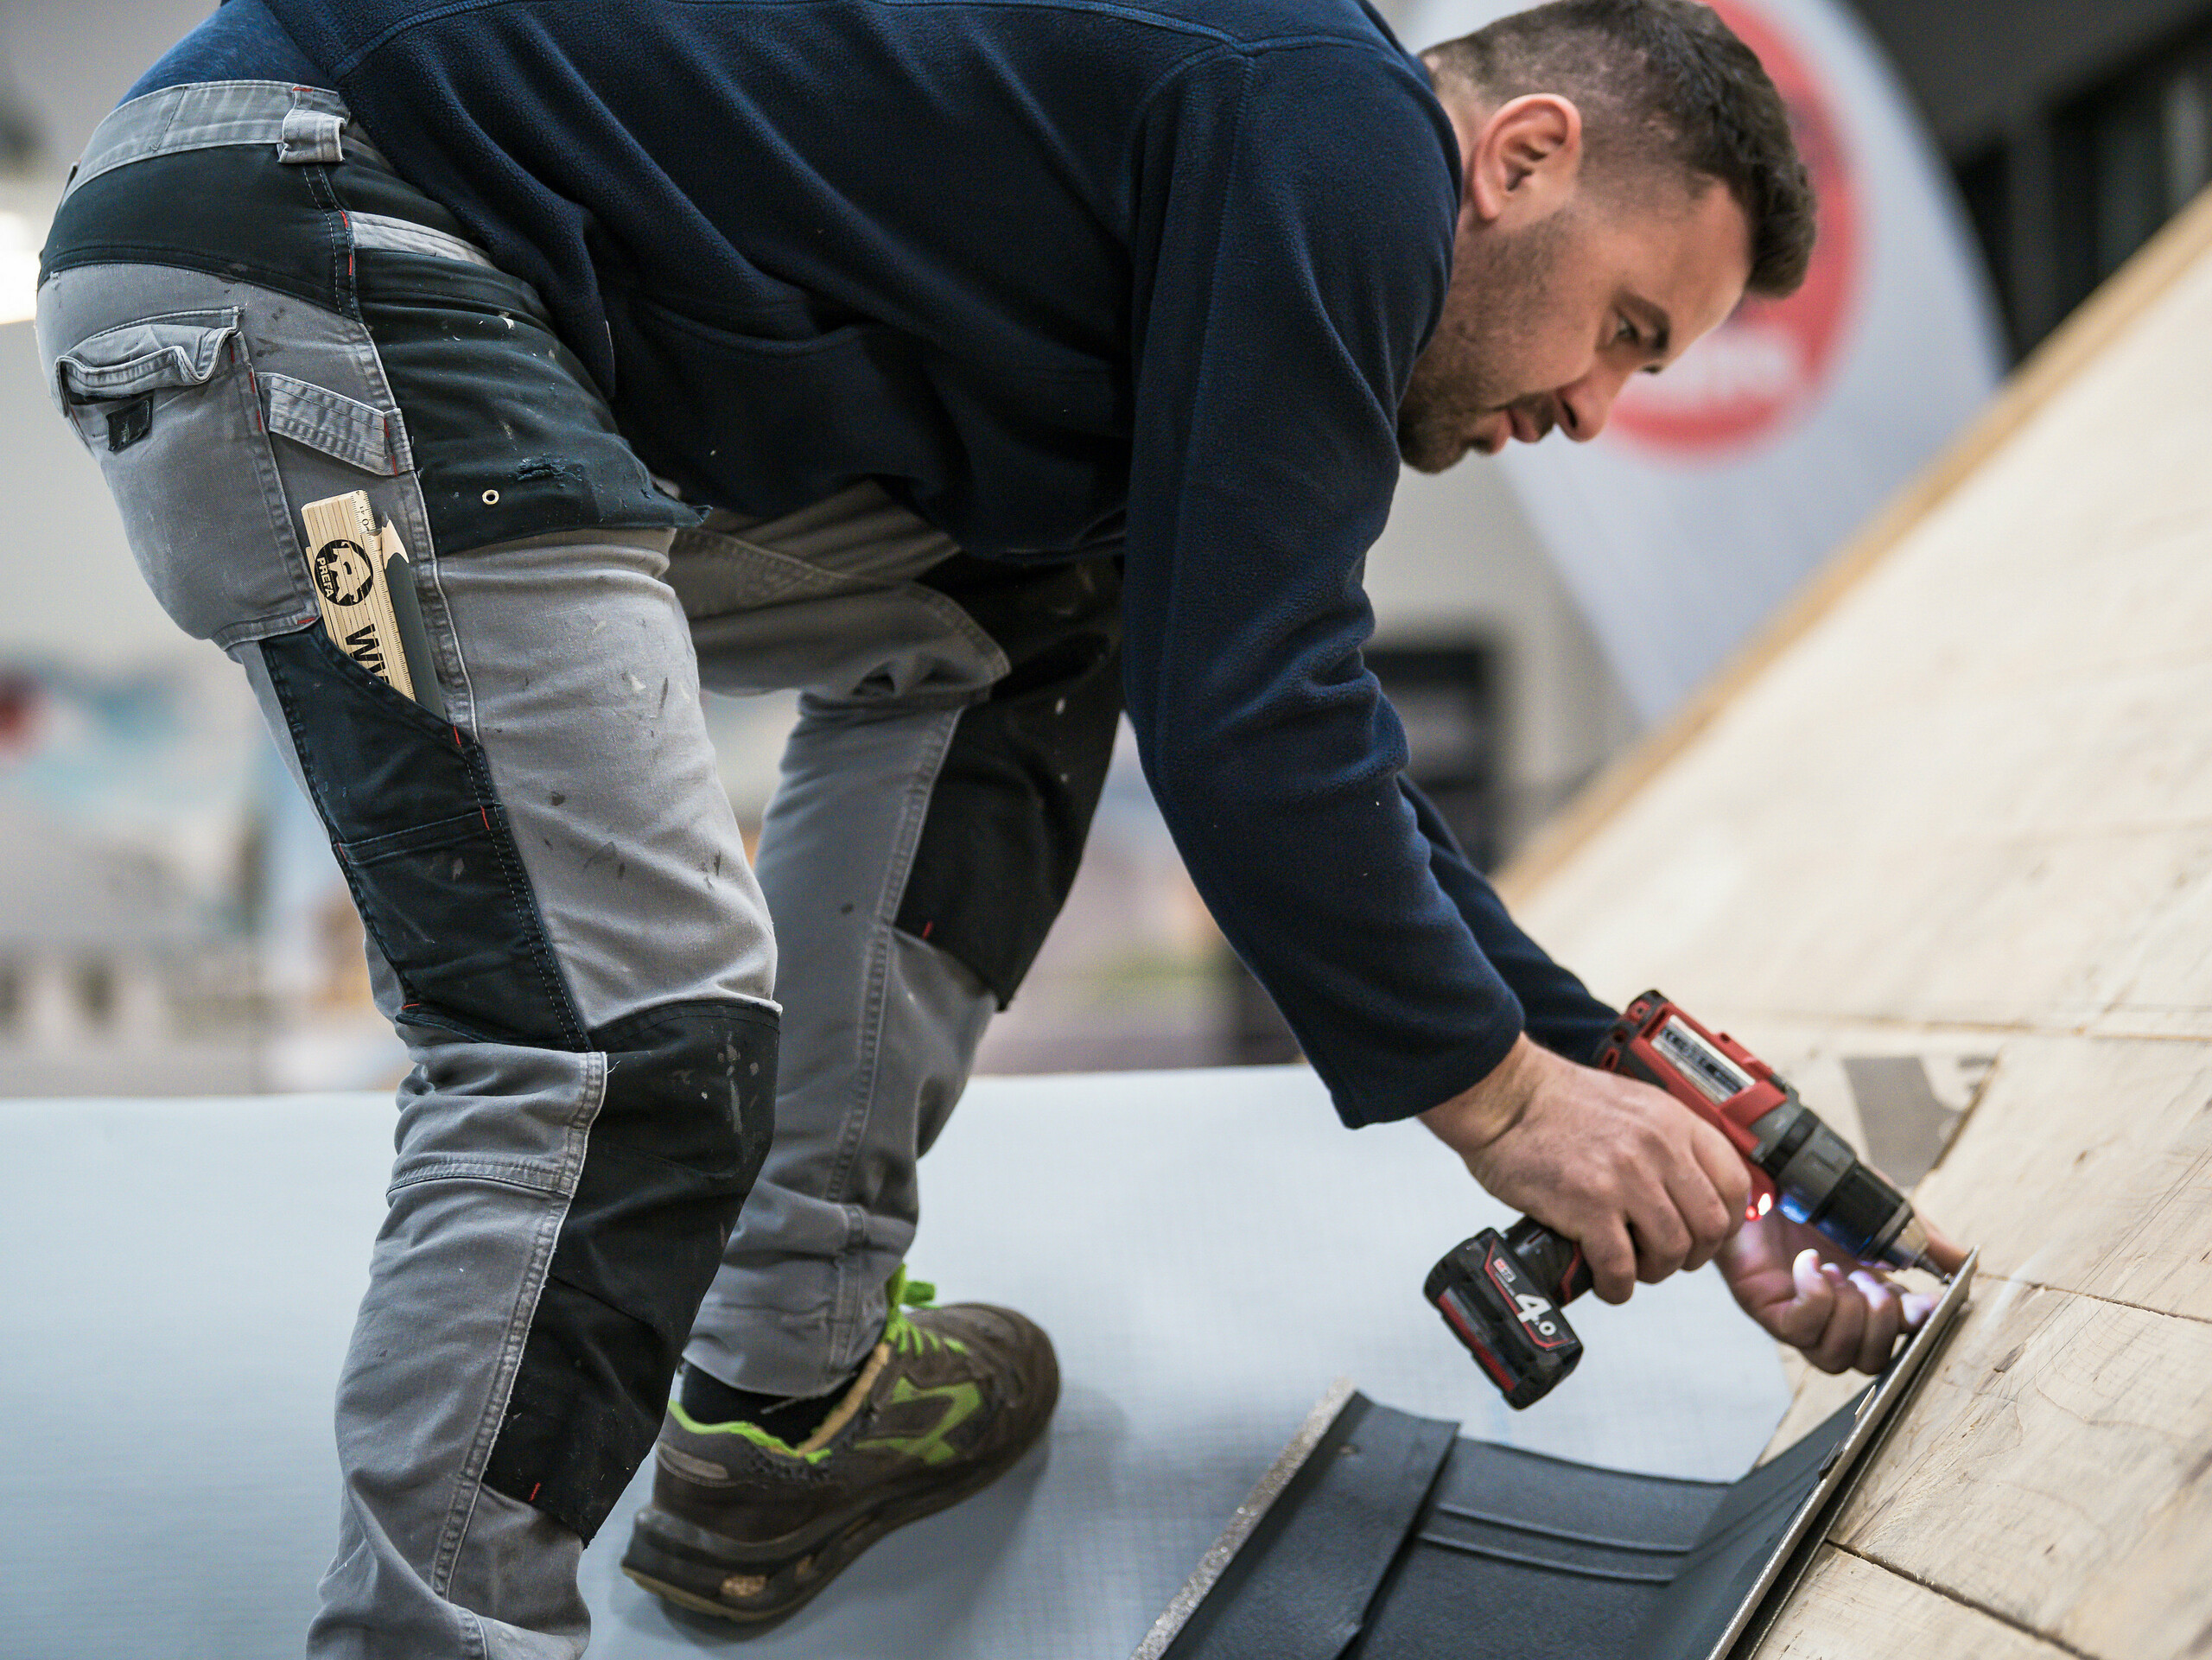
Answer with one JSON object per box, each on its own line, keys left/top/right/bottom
{"left": 1427, "top": 990, "right": 1942, "bottom": 1409}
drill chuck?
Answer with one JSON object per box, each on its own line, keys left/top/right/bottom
{"left": 1885, "top": 1213, "right": 1942, "bottom": 1276}
{"left": 1747, "top": 1098, "right": 1921, "bottom": 1269}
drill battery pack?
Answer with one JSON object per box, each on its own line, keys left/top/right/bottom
{"left": 1425, "top": 1225, "right": 1584, "bottom": 1410}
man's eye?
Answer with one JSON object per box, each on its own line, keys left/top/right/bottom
{"left": 1613, "top": 315, "right": 1639, "bottom": 347}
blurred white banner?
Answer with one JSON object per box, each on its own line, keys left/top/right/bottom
{"left": 1399, "top": 0, "right": 2004, "bottom": 719}
{"left": 0, "top": 209, "right": 37, "bottom": 325}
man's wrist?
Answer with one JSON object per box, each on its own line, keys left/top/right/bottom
{"left": 1420, "top": 1032, "right": 1541, "bottom": 1155}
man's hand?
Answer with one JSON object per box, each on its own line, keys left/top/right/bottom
{"left": 1421, "top": 1035, "right": 1751, "bottom": 1304}
{"left": 1717, "top": 1211, "right": 1967, "bottom": 1373}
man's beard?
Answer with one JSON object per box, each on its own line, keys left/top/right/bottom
{"left": 1397, "top": 210, "right": 1569, "bottom": 473}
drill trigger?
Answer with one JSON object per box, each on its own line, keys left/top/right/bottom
{"left": 1554, "top": 1243, "right": 1585, "bottom": 1303}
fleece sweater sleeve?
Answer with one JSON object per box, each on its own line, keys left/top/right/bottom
{"left": 1398, "top": 780, "right": 1619, "bottom": 1065}
{"left": 1119, "top": 41, "right": 1555, "bottom": 1127}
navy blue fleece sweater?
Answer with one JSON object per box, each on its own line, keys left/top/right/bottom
{"left": 138, "top": 0, "right": 1616, "bottom": 1124}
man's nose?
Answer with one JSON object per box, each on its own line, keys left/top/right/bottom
{"left": 1555, "top": 364, "right": 1630, "bottom": 442}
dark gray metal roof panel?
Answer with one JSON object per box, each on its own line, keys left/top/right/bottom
{"left": 1141, "top": 1257, "right": 1976, "bottom": 1660}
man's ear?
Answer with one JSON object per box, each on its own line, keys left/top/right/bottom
{"left": 1466, "top": 93, "right": 1582, "bottom": 226}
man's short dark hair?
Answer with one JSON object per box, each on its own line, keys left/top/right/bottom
{"left": 1426, "top": 0, "right": 1815, "bottom": 297}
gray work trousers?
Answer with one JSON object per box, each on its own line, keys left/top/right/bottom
{"left": 37, "top": 82, "right": 1120, "bottom": 1657}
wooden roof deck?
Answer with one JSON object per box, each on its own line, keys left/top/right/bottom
{"left": 1507, "top": 186, "right": 2212, "bottom": 1660}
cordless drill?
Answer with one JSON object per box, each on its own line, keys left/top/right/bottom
{"left": 1427, "top": 990, "right": 1943, "bottom": 1409}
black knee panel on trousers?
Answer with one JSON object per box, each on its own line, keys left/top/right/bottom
{"left": 486, "top": 1000, "right": 778, "bottom": 1541}
{"left": 897, "top": 553, "right": 1124, "bottom": 1003}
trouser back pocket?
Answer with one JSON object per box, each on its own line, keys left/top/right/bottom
{"left": 50, "top": 307, "right": 318, "bottom": 647}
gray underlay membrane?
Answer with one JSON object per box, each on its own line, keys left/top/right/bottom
{"left": 0, "top": 1065, "right": 1788, "bottom": 1660}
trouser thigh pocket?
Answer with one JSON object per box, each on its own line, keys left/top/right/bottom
{"left": 257, "top": 621, "right": 587, "bottom": 1050}
{"left": 48, "top": 307, "right": 316, "bottom": 646}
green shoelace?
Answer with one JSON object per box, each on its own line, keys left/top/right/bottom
{"left": 880, "top": 1267, "right": 968, "bottom": 1355}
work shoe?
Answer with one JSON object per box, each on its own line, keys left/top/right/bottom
{"left": 620, "top": 1271, "right": 1058, "bottom": 1626}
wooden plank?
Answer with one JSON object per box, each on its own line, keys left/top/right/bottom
{"left": 1527, "top": 826, "right": 2212, "bottom": 1039}
{"left": 2081, "top": 855, "right": 2212, "bottom": 1041}
{"left": 1827, "top": 1281, "right": 2212, "bottom": 1659}
{"left": 2091, "top": 1004, "right": 2212, "bottom": 1043}
{"left": 1750, "top": 1546, "right": 2077, "bottom": 1659}
{"left": 1910, "top": 1037, "right": 2212, "bottom": 1324}
{"left": 1501, "top": 181, "right": 2212, "bottom": 908}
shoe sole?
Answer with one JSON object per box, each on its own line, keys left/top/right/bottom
{"left": 621, "top": 1357, "right": 1058, "bottom": 1629}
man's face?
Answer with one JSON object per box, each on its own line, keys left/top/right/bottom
{"left": 1399, "top": 161, "right": 1753, "bottom": 472}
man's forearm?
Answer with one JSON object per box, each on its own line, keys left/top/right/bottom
{"left": 1399, "top": 778, "right": 1617, "bottom": 1063}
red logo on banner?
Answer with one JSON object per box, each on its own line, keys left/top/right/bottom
{"left": 1611, "top": 0, "right": 1859, "bottom": 453}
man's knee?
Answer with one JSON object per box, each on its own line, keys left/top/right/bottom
{"left": 894, "top": 554, "right": 1124, "bottom": 1004}
{"left": 483, "top": 999, "right": 779, "bottom": 1540}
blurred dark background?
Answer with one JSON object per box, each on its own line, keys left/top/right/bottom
{"left": 1856, "top": 0, "right": 2212, "bottom": 355}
